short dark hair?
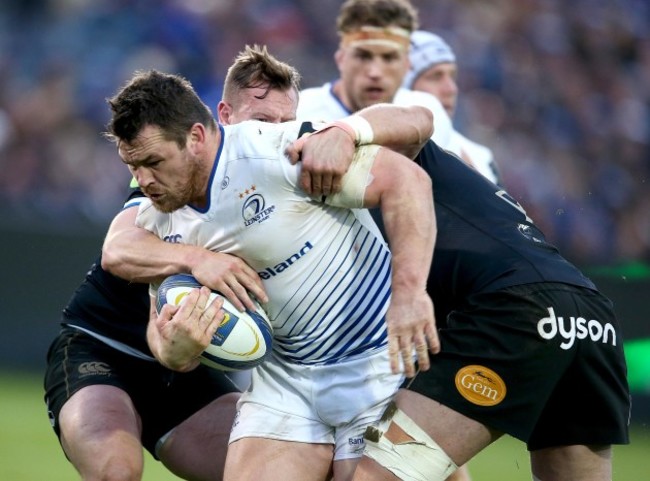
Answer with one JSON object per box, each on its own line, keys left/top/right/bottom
{"left": 336, "top": 0, "right": 418, "bottom": 35}
{"left": 222, "top": 44, "right": 301, "bottom": 102}
{"left": 106, "top": 70, "right": 216, "bottom": 149}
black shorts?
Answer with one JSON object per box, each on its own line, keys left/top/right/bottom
{"left": 407, "top": 282, "right": 631, "bottom": 450}
{"left": 44, "top": 326, "right": 239, "bottom": 457}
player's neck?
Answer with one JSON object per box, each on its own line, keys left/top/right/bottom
{"left": 331, "top": 80, "right": 355, "bottom": 114}
{"left": 194, "top": 131, "right": 221, "bottom": 209}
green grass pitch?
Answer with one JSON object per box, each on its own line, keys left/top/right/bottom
{"left": 1, "top": 369, "right": 647, "bottom": 480}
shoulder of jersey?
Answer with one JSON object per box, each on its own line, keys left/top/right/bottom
{"left": 394, "top": 88, "right": 444, "bottom": 110}
{"left": 394, "top": 88, "right": 453, "bottom": 148}
{"left": 223, "top": 120, "right": 301, "bottom": 152}
{"left": 298, "top": 83, "right": 330, "bottom": 97}
{"left": 156, "top": 274, "right": 274, "bottom": 371}
{"left": 297, "top": 84, "right": 332, "bottom": 115}
{"left": 453, "top": 130, "right": 494, "bottom": 160}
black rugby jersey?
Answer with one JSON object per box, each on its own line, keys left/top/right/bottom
{"left": 371, "top": 140, "right": 595, "bottom": 322}
{"left": 60, "top": 189, "right": 152, "bottom": 356}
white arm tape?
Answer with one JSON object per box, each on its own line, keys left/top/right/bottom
{"left": 337, "top": 115, "right": 375, "bottom": 145}
{"left": 325, "top": 144, "right": 380, "bottom": 208}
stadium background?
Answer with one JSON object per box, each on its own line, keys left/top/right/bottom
{"left": 0, "top": 0, "right": 648, "bottom": 479}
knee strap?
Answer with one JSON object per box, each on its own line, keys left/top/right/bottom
{"left": 363, "top": 402, "right": 458, "bottom": 481}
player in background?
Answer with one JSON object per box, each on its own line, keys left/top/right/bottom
{"left": 44, "top": 45, "right": 303, "bottom": 481}
{"left": 295, "top": 2, "right": 473, "bottom": 479}
{"left": 295, "top": 137, "right": 630, "bottom": 481}
{"left": 297, "top": 0, "right": 462, "bottom": 162}
{"left": 403, "top": 30, "right": 502, "bottom": 185}
{"left": 106, "top": 69, "right": 436, "bottom": 481}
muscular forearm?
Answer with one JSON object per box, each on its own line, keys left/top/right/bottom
{"left": 356, "top": 104, "right": 433, "bottom": 159}
{"left": 365, "top": 148, "right": 438, "bottom": 375}
{"left": 103, "top": 205, "right": 267, "bottom": 311}
{"left": 103, "top": 229, "right": 204, "bottom": 283}
{"left": 102, "top": 207, "right": 200, "bottom": 283}
{"left": 380, "top": 162, "right": 435, "bottom": 294}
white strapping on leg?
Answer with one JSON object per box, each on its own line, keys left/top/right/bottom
{"left": 363, "top": 403, "right": 458, "bottom": 481}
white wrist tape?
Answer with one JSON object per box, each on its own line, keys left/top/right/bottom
{"left": 336, "top": 115, "right": 375, "bottom": 145}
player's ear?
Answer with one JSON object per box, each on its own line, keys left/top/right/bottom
{"left": 217, "top": 100, "right": 232, "bottom": 125}
{"left": 334, "top": 48, "right": 345, "bottom": 69}
{"left": 188, "top": 123, "right": 207, "bottom": 153}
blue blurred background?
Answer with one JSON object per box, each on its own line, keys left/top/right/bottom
{"left": 0, "top": 0, "right": 648, "bottom": 419}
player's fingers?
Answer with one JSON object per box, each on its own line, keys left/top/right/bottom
{"left": 424, "top": 324, "right": 441, "bottom": 355}
{"left": 321, "top": 174, "right": 333, "bottom": 197}
{"left": 387, "top": 334, "right": 401, "bottom": 374}
{"left": 176, "top": 288, "right": 201, "bottom": 318}
{"left": 414, "top": 341, "right": 430, "bottom": 372}
{"left": 222, "top": 281, "right": 263, "bottom": 313}
{"left": 202, "top": 296, "right": 224, "bottom": 337}
{"left": 196, "top": 286, "right": 214, "bottom": 312}
{"left": 234, "top": 271, "right": 268, "bottom": 305}
{"left": 217, "top": 284, "right": 245, "bottom": 312}
{"left": 310, "top": 173, "right": 323, "bottom": 197}
{"left": 285, "top": 142, "right": 300, "bottom": 164}
{"left": 331, "top": 175, "right": 343, "bottom": 194}
{"left": 395, "top": 332, "right": 418, "bottom": 378}
{"left": 158, "top": 303, "right": 179, "bottom": 325}
{"left": 299, "top": 168, "right": 313, "bottom": 195}
{"left": 401, "top": 345, "right": 416, "bottom": 378}
{"left": 286, "top": 132, "right": 312, "bottom": 165}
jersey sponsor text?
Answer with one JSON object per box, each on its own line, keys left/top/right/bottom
{"left": 258, "top": 241, "right": 314, "bottom": 279}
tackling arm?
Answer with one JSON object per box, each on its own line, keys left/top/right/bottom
{"left": 326, "top": 145, "right": 439, "bottom": 377}
{"left": 287, "top": 104, "right": 433, "bottom": 196}
{"left": 363, "top": 147, "right": 439, "bottom": 377}
{"left": 102, "top": 206, "right": 267, "bottom": 311}
{"left": 354, "top": 103, "right": 433, "bottom": 159}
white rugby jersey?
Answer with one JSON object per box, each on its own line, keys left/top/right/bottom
{"left": 451, "top": 130, "right": 500, "bottom": 185}
{"left": 136, "top": 121, "right": 392, "bottom": 365}
{"left": 297, "top": 83, "right": 458, "bottom": 153}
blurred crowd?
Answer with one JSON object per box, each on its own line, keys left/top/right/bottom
{"left": 0, "top": 0, "right": 648, "bottom": 266}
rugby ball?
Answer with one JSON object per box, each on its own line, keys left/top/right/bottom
{"left": 156, "top": 274, "right": 273, "bottom": 371}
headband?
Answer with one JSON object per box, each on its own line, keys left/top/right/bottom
{"left": 341, "top": 26, "right": 411, "bottom": 51}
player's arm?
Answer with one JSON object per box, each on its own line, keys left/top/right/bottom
{"left": 351, "top": 103, "right": 433, "bottom": 159}
{"left": 287, "top": 104, "right": 433, "bottom": 196}
{"left": 102, "top": 206, "right": 268, "bottom": 311}
{"left": 327, "top": 145, "right": 439, "bottom": 377}
{"left": 146, "top": 289, "right": 224, "bottom": 372}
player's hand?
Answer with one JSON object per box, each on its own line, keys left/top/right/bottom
{"left": 286, "top": 126, "right": 355, "bottom": 197}
{"left": 151, "top": 287, "right": 224, "bottom": 372}
{"left": 385, "top": 290, "right": 439, "bottom": 378}
{"left": 190, "top": 250, "right": 268, "bottom": 312}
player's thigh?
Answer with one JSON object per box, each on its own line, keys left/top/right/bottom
{"left": 393, "top": 389, "right": 499, "bottom": 465}
{"left": 224, "top": 437, "right": 333, "bottom": 481}
{"left": 333, "top": 457, "right": 360, "bottom": 481}
{"left": 159, "top": 392, "right": 239, "bottom": 480}
{"left": 446, "top": 464, "right": 472, "bottom": 481}
{"left": 59, "top": 385, "right": 142, "bottom": 467}
{"left": 530, "top": 444, "right": 612, "bottom": 481}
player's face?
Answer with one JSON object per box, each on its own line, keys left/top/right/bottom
{"left": 411, "top": 62, "right": 458, "bottom": 117}
{"left": 218, "top": 85, "right": 298, "bottom": 125}
{"left": 118, "top": 125, "right": 205, "bottom": 213}
{"left": 334, "top": 44, "right": 409, "bottom": 112}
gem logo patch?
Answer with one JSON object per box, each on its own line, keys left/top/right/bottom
{"left": 455, "top": 365, "right": 506, "bottom": 406}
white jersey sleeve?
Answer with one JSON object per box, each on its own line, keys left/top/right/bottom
{"left": 392, "top": 88, "right": 454, "bottom": 150}
{"left": 297, "top": 83, "right": 349, "bottom": 122}
{"left": 451, "top": 130, "right": 500, "bottom": 185}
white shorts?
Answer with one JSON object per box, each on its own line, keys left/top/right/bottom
{"left": 229, "top": 349, "right": 404, "bottom": 460}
